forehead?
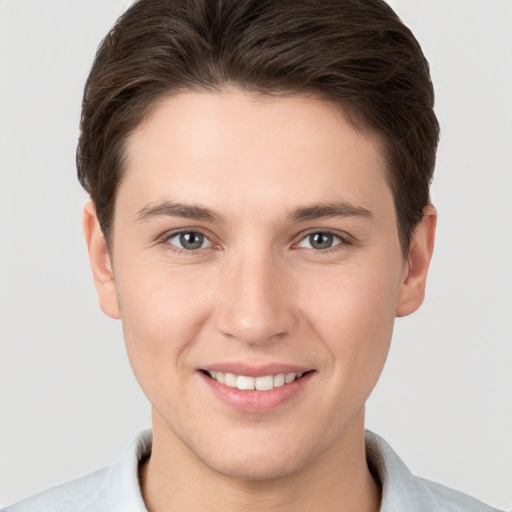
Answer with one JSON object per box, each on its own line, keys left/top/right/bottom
{"left": 120, "top": 90, "right": 392, "bottom": 219}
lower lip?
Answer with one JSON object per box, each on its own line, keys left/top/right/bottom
{"left": 199, "top": 371, "right": 314, "bottom": 413}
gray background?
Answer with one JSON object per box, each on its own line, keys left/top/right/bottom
{"left": 1, "top": 0, "right": 511, "bottom": 509}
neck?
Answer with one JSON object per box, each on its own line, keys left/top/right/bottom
{"left": 140, "top": 411, "right": 380, "bottom": 512}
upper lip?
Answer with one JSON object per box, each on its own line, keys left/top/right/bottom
{"left": 201, "top": 362, "right": 312, "bottom": 377}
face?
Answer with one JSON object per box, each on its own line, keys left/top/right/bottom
{"left": 85, "top": 89, "right": 434, "bottom": 480}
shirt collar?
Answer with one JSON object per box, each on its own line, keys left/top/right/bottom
{"left": 106, "top": 429, "right": 441, "bottom": 512}
{"left": 106, "top": 429, "right": 152, "bottom": 511}
{"left": 365, "top": 430, "right": 442, "bottom": 512}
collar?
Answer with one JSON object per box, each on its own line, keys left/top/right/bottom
{"left": 365, "top": 430, "right": 442, "bottom": 512}
{"left": 104, "top": 429, "right": 479, "bottom": 512}
{"left": 105, "top": 429, "right": 152, "bottom": 511}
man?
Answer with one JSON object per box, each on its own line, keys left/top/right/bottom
{"left": 4, "top": 0, "right": 504, "bottom": 511}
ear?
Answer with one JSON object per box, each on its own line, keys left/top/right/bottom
{"left": 396, "top": 204, "right": 437, "bottom": 317}
{"left": 82, "top": 201, "right": 121, "bottom": 319}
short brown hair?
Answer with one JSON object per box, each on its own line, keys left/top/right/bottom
{"left": 77, "top": 0, "right": 439, "bottom": 252}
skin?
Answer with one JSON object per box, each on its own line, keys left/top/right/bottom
{"left": 84, "top": 90, "right": 436, "bottom": 512}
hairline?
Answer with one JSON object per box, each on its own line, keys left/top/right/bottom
{"left": 103, "top": 86, "right": 404, "bottom": 253}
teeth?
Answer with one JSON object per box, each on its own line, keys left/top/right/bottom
{"left": 206, "top": 370, "right": 305, "bottom": 390}
{"left": 224, "top": 373, "right": 237, "bottom": 387}
{"left": 285, "top": 372, "right": 296, "bottom": 384}
{"left": 237, "top": 375, "right": 255, "bottom": 390}
{"left": 255, "top": 375, "right": 274, "bottom": 391}
{"left": 273, "top": 373, "right": 285, "bottom": 387}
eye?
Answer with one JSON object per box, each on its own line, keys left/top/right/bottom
{"left": 297, "top": 232, "right": 344, "bottom": 250}
{"left": 166, "top": 231, "right": 212, "bottom": 251}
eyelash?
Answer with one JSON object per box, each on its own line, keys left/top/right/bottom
{"left": 160, "top": 229, "right": 352, "bottom": 254}
{"left": 162, "top": 230, "right": 215, "bottom": 253}
{"left": 294, "top": 231, "right": 348, "bottom": 252}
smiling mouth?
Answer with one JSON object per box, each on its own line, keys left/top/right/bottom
{"left": 201, "top": 370, "right": 312, "bottom": 391}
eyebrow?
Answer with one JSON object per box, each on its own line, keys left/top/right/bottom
{"left": 135, "top": 200, "right": 372, "bottom": 224}
{"left": 287, "top": 202, "right": 372, "bottom": 223}
{"left": 135, "top": 201, "right": 220, "bottom": 223}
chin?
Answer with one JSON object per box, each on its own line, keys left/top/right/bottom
{"left": 190, "top": 429, "right": 319, "bottom": 482}
{"left": 201, "top": 449, "right": 306, "bottom": 482}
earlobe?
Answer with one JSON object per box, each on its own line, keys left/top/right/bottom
{"left": 396, "top": 204, "right": 437, "bottom": 318}
{"left": 82, "top": 201, "right": 121, "bottom": 319}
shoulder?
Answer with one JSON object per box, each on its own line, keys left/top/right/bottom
{"left": 2, "top": 467, "right": 110, "bottom": 512}
{"left": 365, "top": 430, "right": 505, "bottom": 512}
{"left": 3, "top": 429, "right": 152, "bottom": 512}
{"left": 413, "top": 476, "right": 505, "bottom": 512}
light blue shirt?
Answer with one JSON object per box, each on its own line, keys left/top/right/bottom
{"left": 4, "top": 430, "right": 504, "bottom": 511}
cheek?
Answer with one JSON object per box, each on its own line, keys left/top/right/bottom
{"left": 301, "top": 260, "right": 400, "bottom": 336}
{"left": 114, "top": 263, "right": 213, "bottom": 382}
{"left": 299, "top": 260, "right": 401, "bottom": 386}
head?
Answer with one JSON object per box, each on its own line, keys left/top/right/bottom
{"left": 80, "top": 0, "right": 438, "bottom": 483}
{"left": 78, "top": 0, "right": 439, "bottom": 255}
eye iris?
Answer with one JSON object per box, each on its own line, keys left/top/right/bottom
{"left": 310, "top": 233, "right": 334, "bottom": 249}
{"left": 179, "top": 232, "right": 204, "bottom": 250}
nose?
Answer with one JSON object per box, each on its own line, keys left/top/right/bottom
{"left": 214, "top": 250, "right": 296, "bottom": 346}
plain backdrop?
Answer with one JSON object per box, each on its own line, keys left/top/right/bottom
{"left": 1, "top": 0, "right": 511, "bottom": 509}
